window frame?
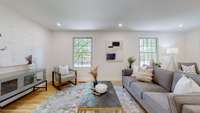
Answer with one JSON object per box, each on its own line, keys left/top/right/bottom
{"left": 139, "top": 37, "right": 159, "bottom": 66}
{"left": 73, "top": 37, "right": 93, "bottom": 68}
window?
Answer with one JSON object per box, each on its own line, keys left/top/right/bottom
{"left": 73, "top": 37, "right": 92, "bottom": 68}
{"left": 139, "top": 38, "right": 158, "bottom": 66}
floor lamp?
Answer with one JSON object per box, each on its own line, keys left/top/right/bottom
{"left": 166, "top": 48, "right": 179, "bottom": 71}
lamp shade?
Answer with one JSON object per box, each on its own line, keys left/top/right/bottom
{"left": 166, "top": 48, "right": 178, "bottom": 54}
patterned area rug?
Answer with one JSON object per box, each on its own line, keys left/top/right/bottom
{"left": 34, "top": 83, "right": 144, "bottom": 113}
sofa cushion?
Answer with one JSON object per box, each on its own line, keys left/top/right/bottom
{"left": 182, "top": 105, "right": 200, "bottom": 113}
{"left": 130, "top": 81, "right": 168, "bottom": 99}
{"left": 153, "top": 67, "right": 174, "bottom": 91}
{"left": 143, "top": 92, "right": 170, "bottom": 113}
{"left": 171, "top": 72, "right": 200, "bottom": 91}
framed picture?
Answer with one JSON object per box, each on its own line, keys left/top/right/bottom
{"left": 106, "top": 41, "right": 123, "bottom": 62}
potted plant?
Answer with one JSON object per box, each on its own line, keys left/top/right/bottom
{"left": 128, "top": 56, "right": 136, "bottom": 69}
{"left": 154, "top": 61, "right": 162, "bottom": 68}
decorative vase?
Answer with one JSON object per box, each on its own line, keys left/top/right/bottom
{"left": 129, "top": 64, "right": 132, "bottom": 69}
{"left": 93, "top": 80, "right": 98, "bottom": 87}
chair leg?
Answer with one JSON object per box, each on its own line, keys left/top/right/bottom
{"left": 52, "top": 72, "right": 55, "bottom": 86}
{"left": 52, "top": 72, "right": 62, "bottom": 90}
{"left": 75, "top": 77, "right": 77, "bottom": 85}
{"left": 45, "top": 80, "right": 48, "bottom": 91}
{"left": 75, "top": 70, "right": 77, "bottom": 85}
{"left": 58, "top": 74, "right": 62, "bottom": 87}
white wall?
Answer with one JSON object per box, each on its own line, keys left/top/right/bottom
{"left": 47, "top": 31, "right": 185, "bottom": 81}
{"left": 0, "top": 4, "right": 188, "bottom": 82}
{"left": 184, "top": 28, "right": 200, "bottom": 65}
{"left": 0, "top": 5, "right": 51, "bottom": 75}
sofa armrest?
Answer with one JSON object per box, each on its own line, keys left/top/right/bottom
{"left": 69, "top": 68, "right": 76, "bottom": 72}
{"left": 69, "top": 68, "right": 77, "bottom": 77}
{"left": 168, "top": 93, "right": 200, "bottom": 113}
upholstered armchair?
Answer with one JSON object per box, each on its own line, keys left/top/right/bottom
{"left": 178, "top": 62, "right": 200, "bottom": 74}
{"left": 52, "top": 65, "right": 77, "bottom": 90}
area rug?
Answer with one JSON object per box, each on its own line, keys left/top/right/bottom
{"left": 33, "top": 83, "right": 144, "bottom": 113}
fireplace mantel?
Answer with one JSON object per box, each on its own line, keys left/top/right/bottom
{"left": 0, "top": 69, "right": 47, "bottom": 107}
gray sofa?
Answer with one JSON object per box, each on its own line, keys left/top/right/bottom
{"left": 122, "top": 67, "right": 200, "bottom": 113}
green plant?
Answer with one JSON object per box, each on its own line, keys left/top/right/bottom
{"left": 154, "top": 61, "right": 162, "bottom": 67}
{"left": 128, "top": 57, "right": 136, "bottom": 69}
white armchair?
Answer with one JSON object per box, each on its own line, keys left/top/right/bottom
{"left": 52, "top": 65, "right": 77, "bottom": 90}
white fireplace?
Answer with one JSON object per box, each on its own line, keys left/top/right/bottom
{"left": 0, "top": 69, "right": 35, "bottom": 107}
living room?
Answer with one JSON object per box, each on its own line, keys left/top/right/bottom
{"left": 0, "top": 0, "right": 200, "bottom": 113}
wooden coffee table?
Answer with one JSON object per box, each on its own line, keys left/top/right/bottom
{"left": 77, "top": 81, "right": 123, "bottom": 113}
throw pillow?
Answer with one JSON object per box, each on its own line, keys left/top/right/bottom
{"left": 133, "top": 65, "right": 139, "bottom": 74}
{"left": 59, "top": 65, "right": 69, "bottom": 75}
{"left": 181, "top": 65, "right": 197, "bottom": 74}
{"left": 174, "top": 75, "right": 200, "bottom": 94}
{"left": 135, "top": 73, "right": 153, "bottom": 82}
{"left": 190, "top": 78, "right": 200, "bottom": 93}
{"left": 140, "top": 66, "right": 153, "bottom": 76}
{"left": 135, "top": 67, "right": 153, "bottom": 82}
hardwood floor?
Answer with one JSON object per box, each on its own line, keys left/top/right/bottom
{"left": 0, "top": 84, "right": 57, "bottom": 113}
{"left": 0, "top": 81, "right": 122, "bottom": 113}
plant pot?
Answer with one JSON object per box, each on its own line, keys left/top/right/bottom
{"left": 129, "top": 64, "right": 132, "bottom": 69}
{"left": 93, "top": 80, "right": 98, "bottom": 87}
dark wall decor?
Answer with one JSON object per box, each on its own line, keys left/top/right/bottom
{"left": 106, "top": 53, "right": 116, "bottom": 60}
{"left": 108, "top": 41, "right": 120, "bottom": 48}
{"left": 106, "top": 40, "right": 123, "bottom": 62}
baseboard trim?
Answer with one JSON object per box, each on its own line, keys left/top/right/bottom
{"left": 48, "top": 80, "right": 121, "bottom": 84}
{"left": 78, "top": 80, "right": 121, "bottom": 83}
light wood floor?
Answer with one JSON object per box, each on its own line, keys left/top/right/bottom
{"left": 0, "top": 84, "right": 57, "bottom": 113}
{"left": 0, "top": 81, "right": 122, "bottom": 113}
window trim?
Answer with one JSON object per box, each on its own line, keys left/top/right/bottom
{"left": 73, "top": 37, "right": 93, "bottom": 68}
{"left": 139, "top": 37, "right": 159, "bottom": 66}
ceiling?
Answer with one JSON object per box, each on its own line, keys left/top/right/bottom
{"left": 1, "top": 0, "right": 200, "bottom": 32}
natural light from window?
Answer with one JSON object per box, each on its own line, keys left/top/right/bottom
{"left": 73, "top": 37, "right": 92, "bottom": 68}
{"left": 139, "top": 38, "right": 158, "bottom": 66}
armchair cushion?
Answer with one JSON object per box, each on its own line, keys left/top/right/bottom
{"left": 55, "top": 71, "right": 76, "bottom": 82}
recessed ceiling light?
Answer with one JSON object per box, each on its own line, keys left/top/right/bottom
{"left": 118, "top": 23, "right": 123, "bottom": 27}
{"left": 178, "top": 24, "right": 183, "bottom": 28}
{"left": 57, "top": 22, "right": 61, "bottom": 27}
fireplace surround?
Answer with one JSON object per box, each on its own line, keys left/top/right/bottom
{"left": 0, "top": 69, "right": 47, "bottom": 107}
